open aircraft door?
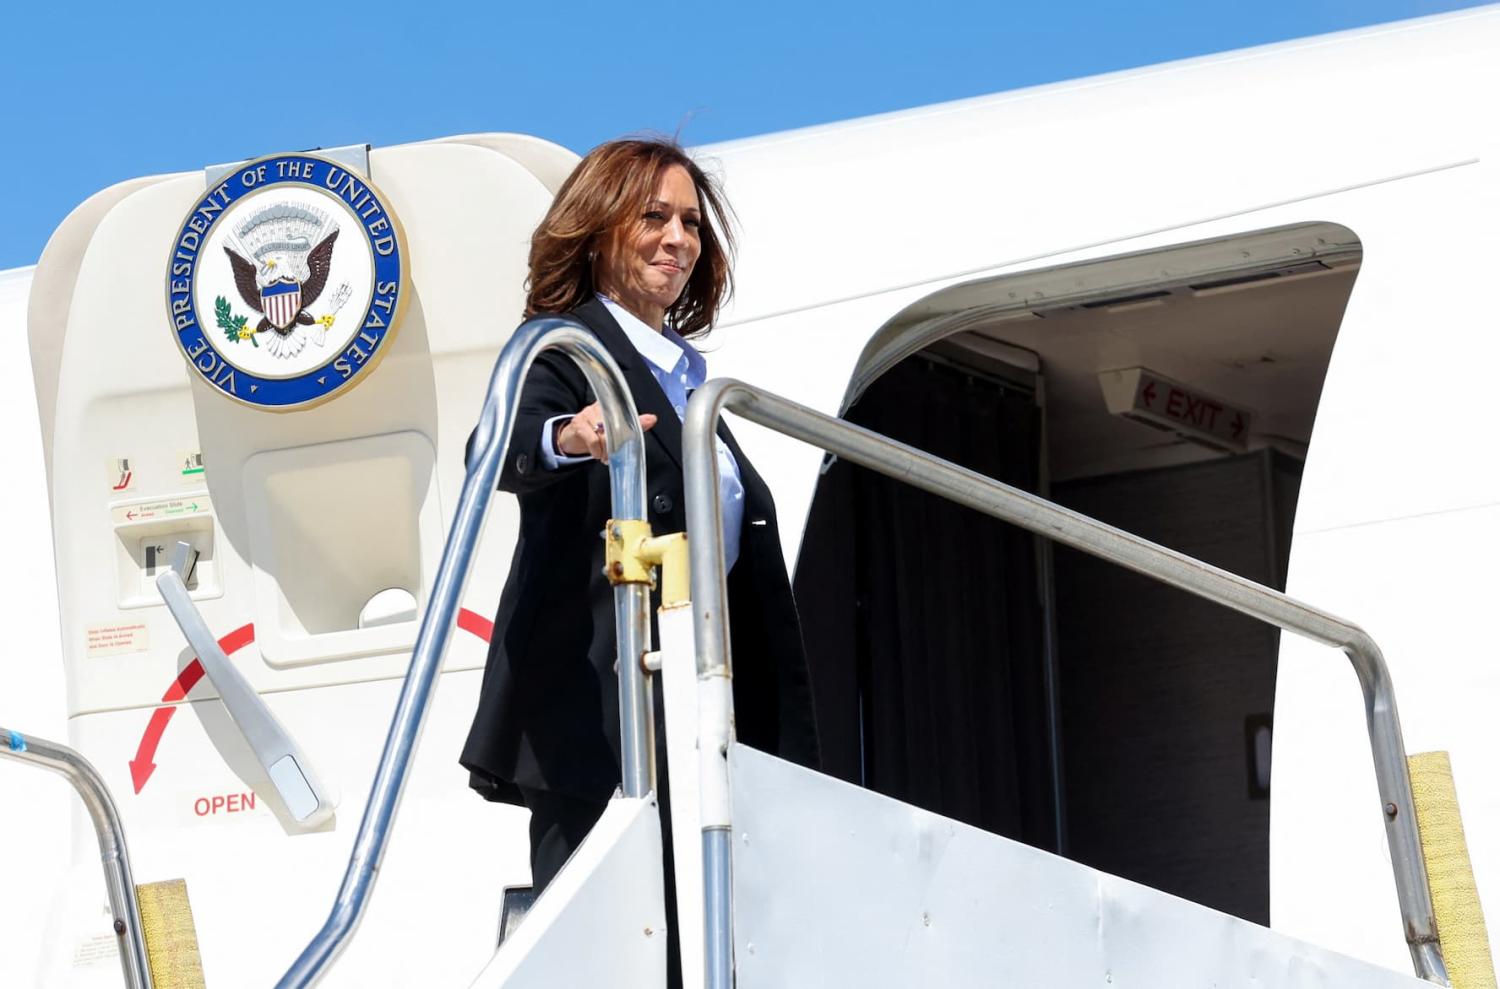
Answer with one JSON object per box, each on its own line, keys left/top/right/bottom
{"left": 25, "top": 137, "right": 577, "bottom": 987}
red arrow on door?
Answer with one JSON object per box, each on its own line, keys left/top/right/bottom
{"left": 129, "top": 609, "right": 495, "bottom": 793}
{"left": 130, "top": 623, "right": 255, "bottom": 793}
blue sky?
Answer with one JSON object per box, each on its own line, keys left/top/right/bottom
{"left": 0, "top": 0, "right": 1490, "bottom": 269}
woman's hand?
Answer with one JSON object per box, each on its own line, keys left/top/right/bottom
{"left": 556, "top": 402, "right": 658, "bottom": 461}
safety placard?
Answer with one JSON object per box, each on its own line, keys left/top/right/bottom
{"left": 111, "top": 495, "right": 213, "bottom": 526}
{"left": 107, "top": 457, "right": 135, "bottom": 493}
{"left": 178, "top": 450, "right": 205, "bottom": 482}
{"left": 72, "top": 934, "right": 119, "bottom": 968}
{"left": 86, "top": 622, "right": 149, "bottom": 657}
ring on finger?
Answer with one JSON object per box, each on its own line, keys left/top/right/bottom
{"left": 593, "top": 422, "right": 605, "bottom": 436}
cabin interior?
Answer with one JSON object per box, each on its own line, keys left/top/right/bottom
{"left": 793, "top": 222, "right": 1359, "bottom": 925}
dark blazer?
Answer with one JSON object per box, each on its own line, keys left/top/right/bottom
{"left": 460, "top": 297, "right": 820, "bottom": 805}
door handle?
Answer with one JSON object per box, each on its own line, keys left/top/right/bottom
{"left": 156, "top": 541, "right": 334, "bottom": 829}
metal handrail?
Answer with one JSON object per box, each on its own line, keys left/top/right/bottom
{"left": 682, "top": 378, "right": 1449, "bottom": 988}
{"left": 0, "top": 726, "right": 153, "bottom": 989}
{"left": 277, "top": 316, "right": 656, "bottom": 988}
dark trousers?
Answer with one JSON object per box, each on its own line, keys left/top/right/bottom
{"left": 518, "top": 785, "right": 609, "bottom": 893}
{"left": 518, "top": 776, "right": 682, "bottom": 989}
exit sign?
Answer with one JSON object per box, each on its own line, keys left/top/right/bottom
{"left": 1099, "top": 367, "right": 1252, "bottom": 452}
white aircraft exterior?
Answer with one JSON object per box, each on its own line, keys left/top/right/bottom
{"left": 1, "top": 5, "right": 1496, "bottom": 986}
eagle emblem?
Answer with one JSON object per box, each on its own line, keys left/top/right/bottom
{"left": 166, "top": 151, "right": 407, "bottom": 411}
{"left": 219, "top": 203, "right": 350, "bottom": 358}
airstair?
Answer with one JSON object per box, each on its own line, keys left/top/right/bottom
{"left": 7, "top": 316, "right": 1488, "bottom": 987}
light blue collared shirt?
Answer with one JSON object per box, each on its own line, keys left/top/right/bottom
{"left": 541, "top": 294, "right": 745, "bottom": 570}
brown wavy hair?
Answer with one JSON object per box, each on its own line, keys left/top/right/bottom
{"left": 524, "top": 137, "right": 735, "bottom": 337}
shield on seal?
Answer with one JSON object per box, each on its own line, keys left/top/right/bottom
{"left": 261, "top": 279, "right": 303, "bottom": 331}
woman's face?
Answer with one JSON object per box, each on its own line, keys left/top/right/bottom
{"left": 595, "top": 163, "right": 702, "bottom": 329}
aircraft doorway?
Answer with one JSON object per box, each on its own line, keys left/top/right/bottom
{"left": 792, "top": 223, "right": 1358, "bottom": 926}
{"left": 793, "top": 354, "right": 1060, "bottom": 850}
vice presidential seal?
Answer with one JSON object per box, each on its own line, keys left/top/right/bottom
{"left": 165, "top": 152, "right": 408, "bottom": 410}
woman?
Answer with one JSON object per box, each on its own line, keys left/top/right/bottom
{"left": 460, "top": 138, "right": 820, "bottom": 900}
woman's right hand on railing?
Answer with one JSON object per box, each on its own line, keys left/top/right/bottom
{"left": 555, "top": 401, "right": 658, "bottom": 461}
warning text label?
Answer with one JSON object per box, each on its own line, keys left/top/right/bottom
{"left": 85, "top": 622, "right": 149, "bottom": 657}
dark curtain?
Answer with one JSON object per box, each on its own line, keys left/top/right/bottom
{"left": 793, "top": 355, "right": 1055, "bottom": 847}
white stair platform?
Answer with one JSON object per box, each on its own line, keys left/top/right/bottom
{"left": 469, "top": 794, "right": 666, "bottom": 988}
{"left": 729, "top": 744, "right": 1429, "bottom": 988}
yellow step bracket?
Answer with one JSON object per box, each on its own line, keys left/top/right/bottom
{"left": 1409, "top": 751, "right": 1496, "bottom": 989}
{"left": 136, "top": 879, "right": 206, "bottom": 989}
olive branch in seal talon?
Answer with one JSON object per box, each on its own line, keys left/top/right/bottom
{"left": 214, "top": 295, "right": 257, "bottom": 347}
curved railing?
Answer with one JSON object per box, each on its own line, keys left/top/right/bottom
{"left": 0, "top": 727, "right": 153, "bottom": 989}
{"left": 277, "top": 316, "right": 656, "bottom": 988}
{"left": 682, "top": 378, "right": 1449, "bottom": 988}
